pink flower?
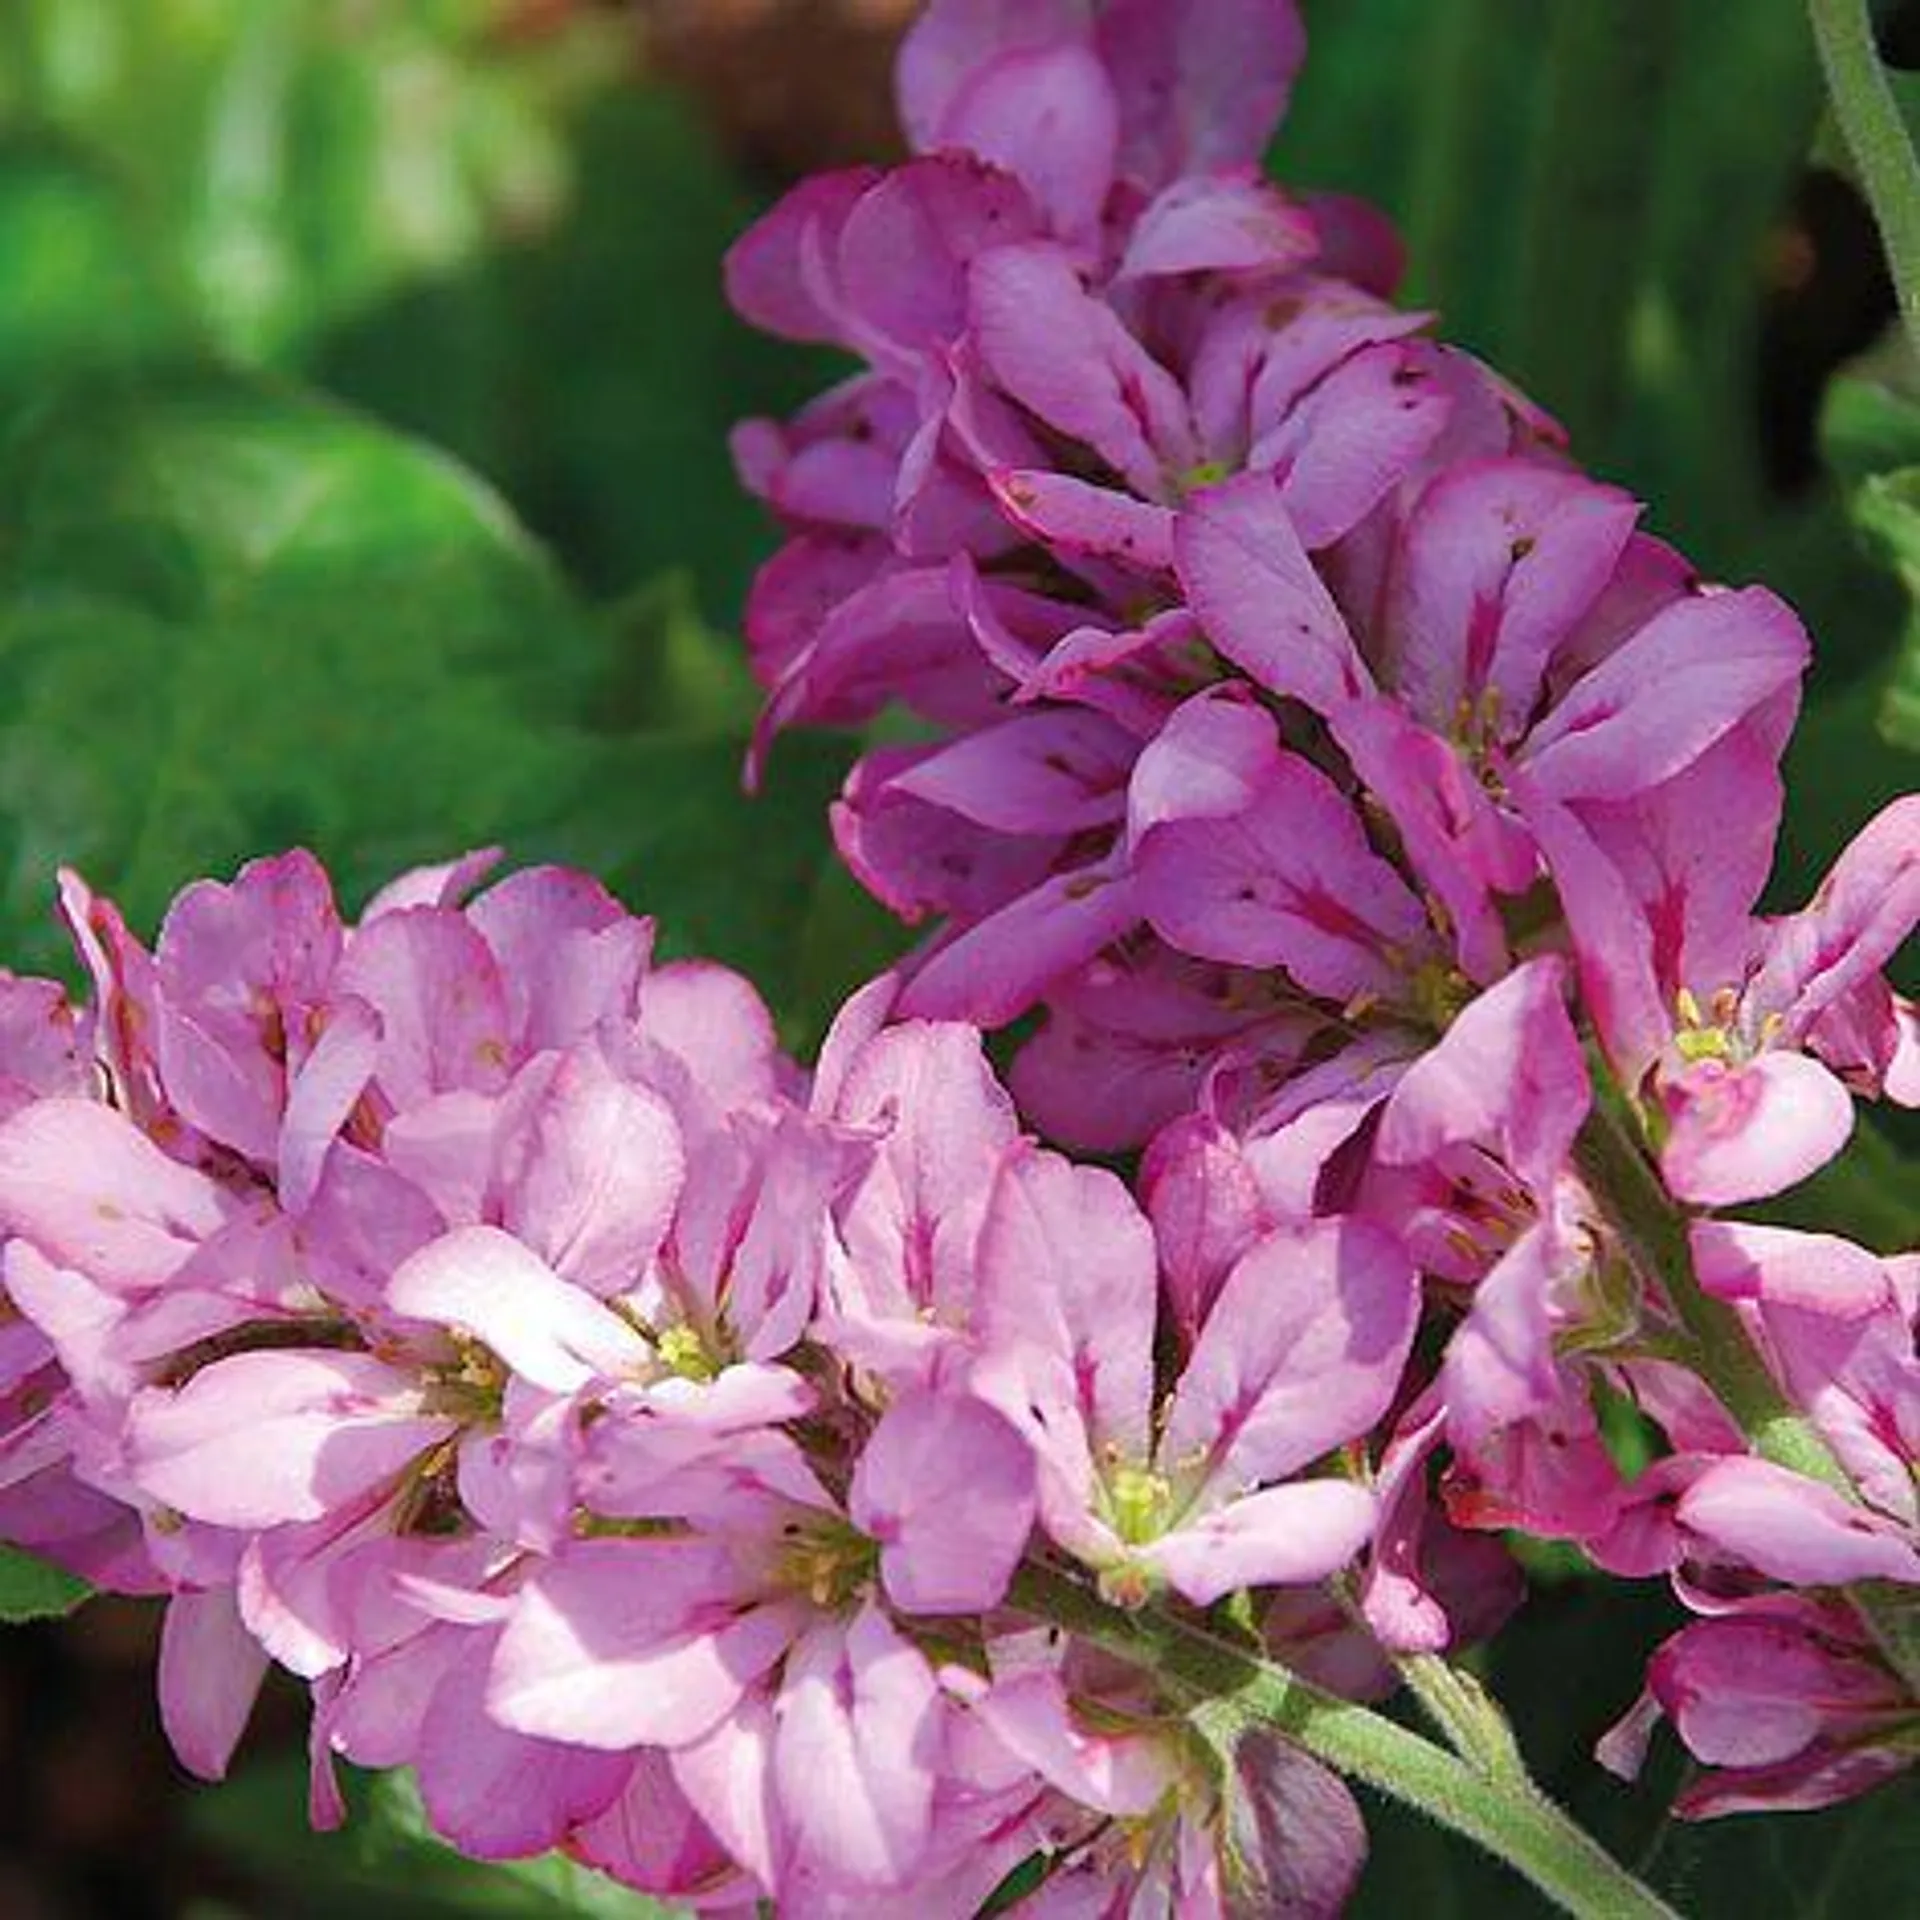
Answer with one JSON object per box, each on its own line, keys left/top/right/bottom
{"left": 1600, "top": 1598, "right": 1917, "bottom": 1816}
{"left": 975, "top": 1144, "right": 1411, "bottom": 1607}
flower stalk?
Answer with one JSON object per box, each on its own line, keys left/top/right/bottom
{"left": 1809, "top": 0, "right": 1920, "bottom": 363}
{"left": 1009, "top": 1562, "right": 1682, "bottom": 1920}
{"left": 1577, "top": 1075, "right": 1920, "bottom": 1699}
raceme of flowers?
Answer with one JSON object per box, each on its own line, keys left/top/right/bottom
{"left": 0, "top": 1, "right": 1911, "bottom": 1916}
{"left": 726, "top": 0, "right": 1920, "bottom": 1872}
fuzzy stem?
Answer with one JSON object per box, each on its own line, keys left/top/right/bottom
{"left": 1575, "top": 1084, "right": 1920, "bottom": 1697}
{"left": 1809, "top": 0, "right": 1920, "bottom": 363}
{"left": 1393, "top": 1650, "right": 1532, "bottom": 1786}
{"left": 1007, "top": 1562, "right": 1680, "bottom": 1920}
{"left": 1573, "top": 1096, "right": 1853, "bottom": 1492}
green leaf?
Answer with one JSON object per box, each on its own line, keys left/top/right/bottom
{"left": 317, "top": 79, "right": 842, "bottom": 618}
{"left": 597, "top": 573, "right": 760, "bottom": 738}
{"left": 1846, "top": 464, "right": 1920, "bottom": 754}
{"left": 1761, "top": 1115, "right": 1920, "bottom": 1251}
{"left": 0, "top": 1541, "right": 89, "bottom": 1620}
{"left": 788, "top": 856, "right": 919, "bottom": 1055}
{"left": 0, "top": 368, "right": 610, "bottom": 970}
{"left": 0, "top": 134, "right": 192, "bottom": 421}
{"left": 525, "top": 729, "right": 855, "bottom": 1036}
{"left": 0, "top": 0, "right": 576, "bottom": 368}
{"left": 1822, "top": 374, "right": 1920, "bottom": 490}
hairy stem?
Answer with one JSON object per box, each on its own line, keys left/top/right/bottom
{"left": 1576, "top": 1083, "right": 1920, "bottom": 1697}
{"left": 1809, "top": 0, "right": 1920, "bottom": 363}
{"left": 1574, "top": 1095, "right": 1853, "bottom": 1492}
{"left": 1008, "top": 1562, "right": 1680, "bottom": 1920}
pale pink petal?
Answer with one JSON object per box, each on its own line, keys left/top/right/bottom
{"left": 1690, "top": 1220, "right": 1893, "bottom": 1319}
{"left": 571, "top": 1747, "right": 750, "bottom": 1905}
{"left": 332, "top": 908, "right": 512, "bottom": 1106}
{"left": 958, "top": 1666, "right": 1166, "bottom": 1817}
{"left": 1118, "top": 174, "right": 1319, "bottom": 281}
{"left": 380, "top": 1092, "right": 499, "bottom": 1229}
{"left": 496, "top": 1049, "right": 684, "bottom": 1293}
{"left": 672, "top": 1693, "right": 781, "bottom": 1893}
{"left": 638, "top": 962, "right": 782, "bottom": 1112}
{"left": 1164, "top": 1218, "right": 1418, "bottom": 1494}
{"left": 126, "top": 1351, "right": 448, "bottom": 1528}
{"left": 1174, "top": 474, "right": 1369, "bottom": 710}
{"left": 724, "top": 168, "right": 882, "bottom": 345}
{"left": 415, "top": 1635, "right": 630, "bottom": 1859}
{"left": 1525, "top": 587, "right": 1809, "bottom": 804}
{"left": 464, "top": 864, "right": 650, "bottom": 1054}
{"left": 359, "top": 849, "right": 502, "bottom": 919}
{"left": 1757, "top": 795, "right": 1920, "bottom": 1038}
{"left": 1264, "top": 340, "right": 1455, "bottom": 550}
{"left": 895, "top": 854, "right": 1141, "bottom": 1026}
{"left": 773, "top": 1605, "right": 940, "bottom": 1891}
{"left": 1375, "top": 957, "right": 1586, "bottom": 1194}
{"left": 488, "top": 1540, "right": 801, "bottom": 1750}
{"left": 1660, "top": 1052, "right": 1855, "bottom": 1207}
{"left": 1678, "top": 1457, "right": 1920, "bottom": 1585}
{"left": 888, "top": 709, "right": 1136, "bottom": 836}
{"left": 1225, "top": 1734, "right": 1368, "bottom": 1919}
{"left": 979, "top": 1146, "right": 1158, "bottom": 1463}
{"left": 969, "top": 244, "right": 1196, "bottom": 494}
{"left": 1146, "top": 1480, "right": 1377, "bottom": 1603}
{"left": 277, "top": 997, "right": 381, "bottom": 1213}
{"left": 990, "top": 469, "right": 1177, "bottom": 570}
{"left": 850, "top": 1390, "right": 1036, "bottom": 1614}
{"left": 938, "top": 43, "right": 1118, "bottom": 239}
{"left": 159, "top": 1587, "right": 269, "bottom": 1781}
{"left": 895, "top": 1, "right": 1092, "bottom": 154}
{"left": 0, "top": 1099, "right": 230, "bottom": 1288}
{"left": 387, "top": 1225, "right": 649, "bottom": 1394}
{"left": 1136, "top": 752, "right": 1428, "bottom": 999}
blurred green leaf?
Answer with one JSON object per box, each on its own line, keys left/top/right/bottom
{"left": 788, "top": 857, "right": 918, "bottom": 1055}
{"left": 1842, "top": 463, "right": 1920, "bottom": 751}
{"left": 317, "top": 81, "right": 841, "bottom": 617}
{"left": 0, "top": 133, "right": 192, "bottom": 422}
{"left": 597, "top": 572, "right": 760, "bottom": 738}
{"left": 0, "top": 368, "right": 610, "bottom": 968}
{"left": 1823, "top": 373, "right": 1920, "bottom": 487}
{"left": 0, "top": 0, "right": 576, "bottom": 367}
{"left": 1763, "top": 1115, "right": 1920, "bottom": 1250}
{"left": 0, "top": 1541, "right": 89, "bottom": 1620}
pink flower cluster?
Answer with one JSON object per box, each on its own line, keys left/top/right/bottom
{"left": 0, "top": 0, "right": 1913, "bottom": 1908}
{"left": 730, "top": 0, "right": 1920, "bottom": 1830}
{"left": 0, "top": 848, "right": 1472, "bottom": 1913}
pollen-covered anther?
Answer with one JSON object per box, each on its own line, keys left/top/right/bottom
{"left": 656, "top": 1321, "right": 720, "bottom": 1384}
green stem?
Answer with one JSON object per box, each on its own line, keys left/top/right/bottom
{"left": 1809, "top": 0, "right": 1920, "bottom": 363}
{"left": 1394, "top": 1651, "right": 1532, "bottom": 1786}
{"left": 1574, "top": 1097, "right": 1852, "bottom": 1493}
{"left": 1575, "top": 1084, "right": 1920, "bottom": 1697}
{"left": 1007, "top": 1563, "right": 1680, "bottom": 1920}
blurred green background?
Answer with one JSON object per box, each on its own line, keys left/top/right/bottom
{"left": 0, "top": 1, "right": 1914, "bottom": 1914}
